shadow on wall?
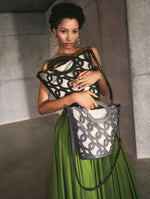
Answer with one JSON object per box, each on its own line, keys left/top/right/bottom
{"left": 11, "top": 13, "right": 50, "bottom": 121}
{"left": 0, "top": 13, "right": 51, "bottom": 124}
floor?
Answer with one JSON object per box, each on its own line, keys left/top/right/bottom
{"left": 128, "top": 157, "right": 150, "bottom": 199}
{"left": 0, "top": 114, "right": 150, "bottom": 199}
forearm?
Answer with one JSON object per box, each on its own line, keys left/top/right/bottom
{"left": 96, "top": 71, "right": 109, "bottom": 96}
{"left": 38, "top": 93, "right": 77, "bottom": 115}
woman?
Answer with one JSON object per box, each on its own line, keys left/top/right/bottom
{"left": 37, "top": 2, "right": 141, "bottom": 199}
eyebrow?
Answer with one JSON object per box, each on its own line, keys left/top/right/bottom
{"left": 60, "top": 27, "right": 79, "bottom": 30}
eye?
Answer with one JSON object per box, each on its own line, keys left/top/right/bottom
{"left": 61, "top": 30, "right": 66, "bottom": 33}
{"left": 73, "top": 30, "right": 78, "bottom": 34}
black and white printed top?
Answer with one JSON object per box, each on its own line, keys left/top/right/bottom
{"left": 36, "top": 48, "right": 100, "bottom": 99}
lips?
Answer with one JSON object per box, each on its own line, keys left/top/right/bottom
{"left": 65, "top": 43, "right": 73, "bottom": 46}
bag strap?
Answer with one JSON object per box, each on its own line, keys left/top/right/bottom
{"left": 67, "top": 109, "right": 121, "bottom": 191}
{"left": 88, "top": 49, "right": 114, "bottom": 103}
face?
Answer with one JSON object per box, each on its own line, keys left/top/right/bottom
{"left": 53, "top": 18, "right": 79, "bottom": 50}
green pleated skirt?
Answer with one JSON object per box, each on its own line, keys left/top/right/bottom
{"left": 49, "top": 111, "right": 141, "bottom": 199}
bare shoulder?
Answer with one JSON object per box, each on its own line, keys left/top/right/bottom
{"left": 41, "top": 59, "right": 51, "bottom": 71}
{"left": 90, "top": 46, "right": 99, "bottom": 54}
{"left": 90, "top": 46, "right": 103, "bottom": 66}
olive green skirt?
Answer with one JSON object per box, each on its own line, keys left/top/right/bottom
{"left": 49, "top": 111, "right": 141, "bottom": 199}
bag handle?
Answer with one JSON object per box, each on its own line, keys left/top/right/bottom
{"left": 67, "top": 109, "right": 121, "bottom": 191}
{"left": 89, "top": 49, "right": 114, "bottom": 103}
{"left": 83, "top": 101, "right": 112, "bottom": 122}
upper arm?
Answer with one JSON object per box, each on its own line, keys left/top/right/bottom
{"left": 38, "top": 60, "right": 50, "bottom": 108}
{"left": 91, "top": 46, "right": 103, "bottom": 69}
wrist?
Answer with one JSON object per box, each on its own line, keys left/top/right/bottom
{"left": 70, "top": 92, "right": 79, "bottom": 104}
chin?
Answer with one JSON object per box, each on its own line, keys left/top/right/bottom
{"left": 66, "top": 46, "right": 73, "bottom": 49}
{"left": 64, "top": 43, "right": 74, "bottom": 49}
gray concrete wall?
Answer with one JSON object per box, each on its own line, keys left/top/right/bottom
{"left": 0, "top": 0, "right": 137, "bottom": 155}
{"left": 96, "top": 0, "right": 136, "bottom": 156}
{"left": 0, "top": 1, "right": 146, "bottom": 199}
{"left": 0, "top": 13, "right": 50, "bottom": 125}
{"left": 126, "top": 0, "right": 150, "bottom": 158}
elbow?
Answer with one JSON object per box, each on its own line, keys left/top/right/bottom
{"left": 101, "top": 91, "right": 107, "bottom": 97}
{"left": 101, "top": 86, "right": 109, "bottom": 96}
{"left": 38, "top": 106, "right": 45, "bottom": 115}
{"left": 102, "top": 92, "right": 107, "bottom": 97}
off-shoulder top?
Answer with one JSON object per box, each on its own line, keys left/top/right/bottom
{"left": 36, "top": 48, "right": 100, "bottom": 99}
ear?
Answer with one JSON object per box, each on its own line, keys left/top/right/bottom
{"left": 52, "top": 28, "right": 57, "bottom": 36}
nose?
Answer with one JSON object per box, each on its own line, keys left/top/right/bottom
{"left": 67, "top": 32, "right": 72, "bottom": 41}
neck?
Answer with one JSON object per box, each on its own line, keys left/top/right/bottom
{"left": 57, "top": 46, "right": 78, "bottom": 55}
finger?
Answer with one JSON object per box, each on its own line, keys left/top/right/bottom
{"left": 69, "top": 79, "right": 78, "bottom": 86}
{"left": 78, "top": 83, "right": 90, "bottom": 91}
{"left": 69, "top": 79, "right": 82, "bottom": 86}
{"left": 78, "top": 70, "right": 87, "bottom": 77}
{"left": 86, "top": 106, "right": 91, "bottom": 111}
{"left": 88, "top": 91, "right": 98, "bottom": 98}
{"left": 69, "top": 76, "right": 84, "bottom": 85}
{"left": 90, "top": 104, "right": 95, "bottom": 110}
{"left": 69, "top": 80, "right": 74, "bottom": 85}
{"left": 73, "top": 82, "right": 87, "bottom": 90}
{"left": 93, "top": 100, "right": 98, "bottom": 108}
{"left": 71, "top": 78, "right": 87, "bottom": 88}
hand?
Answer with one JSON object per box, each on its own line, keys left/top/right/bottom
{"left": 69, "top": 70, "right": 102, "bottom": 91}
{"left": 72, "top": 91, "right": 98, "bottom": 110}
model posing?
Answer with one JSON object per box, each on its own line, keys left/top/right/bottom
{"left": 37, "top": 2, "right": 141, "bottom": 199}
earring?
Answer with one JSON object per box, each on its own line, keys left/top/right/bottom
{"left": 77, "top": 37, "right": 80, "bottom": 45}
{"left": 53, "top": 34, "right": 57, "bottom": 45}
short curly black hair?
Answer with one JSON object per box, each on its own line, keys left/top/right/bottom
{"left": 49, "top": 2, "right": 85, "bottom": 31}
